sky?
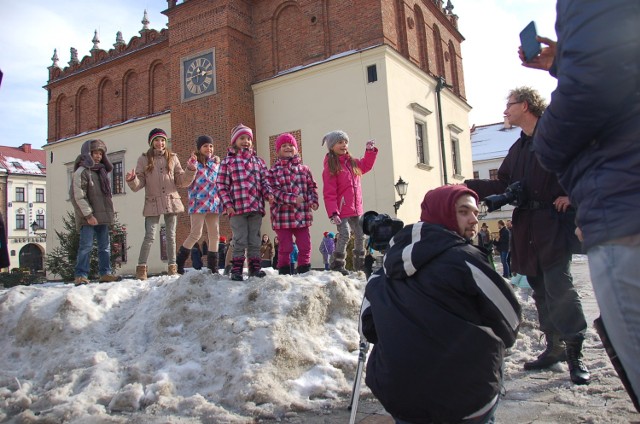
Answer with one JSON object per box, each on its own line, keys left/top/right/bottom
{"left": 0, "top": 260, "right": 638, "bottom": 422}
{"left": 0, "top": 1, "right": 558, "bottom": 149}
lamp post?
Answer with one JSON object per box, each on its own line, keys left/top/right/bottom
{"left": 30, "top": 221, "right": 46, "bottom": 238}
{"left": 393, "top": 177, "right": 409, "bottom": 215}
{"left": 436, "top": 76, "right": 453, "bottom": 185}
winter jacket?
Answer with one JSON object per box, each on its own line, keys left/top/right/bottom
{"left": 217, "top": 147, "right": 271, "bottom": 216}
{"left": 322, "top": 148, "right": 378, "bottom": 219}
{"left": 533, "top": 0, "right": 640, "bottom": 250}
{"left": 70, "top": 166, "right": 115, "bottom": 229}
{"left": 290, "top": 244, "right": 299, "bottom": 263}
{"left": 362, "top": 222, "right": 521, "bottom": 423}
{"left": 319, "top": 236, "right": 335, "bottom": 256}
{"left": 0, "top": 212, "right": 9, "bottom": 269}
{"left": 465, "top": 132, "right": 571, "bottom": 277}
{"left": 268, "top": 155, "right": 319, "bottom": 229}
{"left": 260, "top": 241, "right": 273, "bottom": 261}
{"left": 127, "top": 150, "right": 194, "bottom": 216}
{"left": 495, "top": 226, "right": 510, "bottom": 253}
{"left": 187, "top": 156, "right": 223, "bottom": 215}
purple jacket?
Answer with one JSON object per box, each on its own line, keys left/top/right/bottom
{"left": 217, "top": 147, "right": 271, "bottom": 216}
{"left": 322, "top": 147, "right": 378, "bottom": 219}
{"left": 268, "top": 155, "right": 319, "bottom": 229}
{"left": 188, "top": 157, "right": 223, "bottom": 214}
{"left": 319, "top": 236, "right": 335, "bottom": 255}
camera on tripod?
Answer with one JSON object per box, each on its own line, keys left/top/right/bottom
{"left": 483, "top": 181, "right": 527, "bottom": 212}
{"left": 360, "top": 211, "right": 404, "bottom": 253}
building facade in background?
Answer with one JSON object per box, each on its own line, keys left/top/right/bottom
{"left": 44, "top": 0, "right": 473, "bottom": 277}
{"left": 0, "top": 144, "right": 47, "bottom": 273}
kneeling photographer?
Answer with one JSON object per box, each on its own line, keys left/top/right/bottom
{"left": 464, "top": 87, "right": 590, "bottom": 386}
{"left": 361, "top": 185, "right": 521, "bottom": 424}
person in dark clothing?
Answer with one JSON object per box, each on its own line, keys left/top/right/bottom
{"left": 495, "top": 220, "right": 510, "bottom": 278}
{"left": 362, "top": 185, "right": 521, "bottom": 424}
{"left": 465, "top": 86, "right": 590, "bottom": 385}
{"left": 217, "top": 236, "right": 227, "bottom": 271}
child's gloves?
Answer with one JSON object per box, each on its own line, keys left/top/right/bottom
{"left": 330, "top": 214, "right": 342, "bottom": 225}
{"left": 365, "top": 139, "right": 376, "bottom": 151}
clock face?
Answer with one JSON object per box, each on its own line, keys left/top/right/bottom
{"left": 182, "top": 50, "right": 216, "bottom": 101}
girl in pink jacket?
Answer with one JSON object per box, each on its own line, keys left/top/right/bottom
{"left": 268, "top": 133, "right": 319, "bottom": 275}
{"left": 321, "top": 130, "right": 378, "bottom": 274}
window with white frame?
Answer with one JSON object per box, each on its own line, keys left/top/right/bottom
{"left": 448, "top": 123, "right": 464, "bottom": 178}
{"left": 410, "top": 102, "right": 432, "bottom": 168}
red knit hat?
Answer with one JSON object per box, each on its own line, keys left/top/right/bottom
{"left": 230, "top": 124, "right": 253, "bottom": 146}
{"left": 420, "top": 185, "right": 479, "bottom": 233}
{"left": 276, "top": 133, "right": 298, "bottom": 152}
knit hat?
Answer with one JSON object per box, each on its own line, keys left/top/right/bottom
{"left": 328, "top": 232, "right": 335, "bottom": 238}
{"left": 148, "top": 128, "right": 168, "bottom": 146}
{"left": 196, "top": 135, "right": 213, "bottom": 151}
{"left": 230, "top": 124, "right": 253, "bottom": 146}
{"left": 322, "top": 130, "right": 349, "bottom": 151}
{"left": 219, "top": 236, "right": 227, "bottom": 243}
{"left": 276, "top": 133, "right": 298, "bottom": 152}
{"left": 420, "top": 185, "right": 479, "bottom": 234}
{"left": 323, "top": 232, "right": 328, "bottom": 237}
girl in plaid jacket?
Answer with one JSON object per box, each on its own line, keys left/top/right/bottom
{"left": 217, "top": 124, "right": 274, "bottom": 281}
{"left": 268, "top": 133, "right": 319, "bottom": 275}
{"left": 175, "top": 135, "right": 223, "bottom": 275}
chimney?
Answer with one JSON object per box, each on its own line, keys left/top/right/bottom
{"left": 20, "top": 143, "right": 32, "bottom": 153}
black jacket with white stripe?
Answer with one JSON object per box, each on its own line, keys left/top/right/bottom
{"left": 362, "top": 222, "right": 521, "bottom": 423}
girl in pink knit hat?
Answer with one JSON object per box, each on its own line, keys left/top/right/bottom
{"left": 267, "top": 132, "right": 319, "bottom": 275}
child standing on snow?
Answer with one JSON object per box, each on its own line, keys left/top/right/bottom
{"left": 322, "top": 130, "right": 378, "bottom": 274}
{"left": 319, "top": 232, "right": 335, "bottom": 270}
{"left": 126, "top": 128, "right": 195, "bottom": 280}
{"left": 175, "top": 135, "right": 223, "bottom": 274}
{"left": 267, "top": 133, "right": 319, "bottom": 275}
{"left": 217, "top": 124, "right": 273, "bottom": 281}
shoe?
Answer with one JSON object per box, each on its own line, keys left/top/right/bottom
{"left": 297, "top": 264, "right": 311, "bottom": 274}
{"left": 332, "top": 268, "right": 349, "bottom": 276}
{"left": 566, "top": 339, "right": 591, "bottom": 385}
{"left": 168, "top": 264, "right": 178, "bottom": 276}
{"left": 524, "top": 333, "right": 567, "bottom": 370}
{"left": 278, "top": 266, "right": 291, "bottom": 275}
{"left": 74, "top": 276, "right": 90, "bottom": 286}
{"left": 99, "top": 274, "right": 120, "bottom": 283}
{"left": 176, "top": 246, "right": 190, "bottom": 274}
{"left": 136, "top": 265, "right": 147, "bottom": 280}
{"left": 248, "top": 257, "right": 266, "bottom": 278}
{"left": 230, "top": 256, "right": 245, "bottom": 281}
{"left": 207, "top": 252, "right": 218, "bottom": 273}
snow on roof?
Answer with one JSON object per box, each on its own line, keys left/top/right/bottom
{"left": 0, "top": 145, "right": 46, "bottom": 175}
{"left": 471, "top": 122, "right": 521, "bottom": 162}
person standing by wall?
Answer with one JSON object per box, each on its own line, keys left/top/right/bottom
{"left": 260, "top": 234, "right": 273, "bottom": 269}
{"left": 495, "top": 220, "right": 511, "bottom": 278}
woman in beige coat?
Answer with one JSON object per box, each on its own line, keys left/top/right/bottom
{"left": 126, "top": 128, "right": 195, "bottom": 279}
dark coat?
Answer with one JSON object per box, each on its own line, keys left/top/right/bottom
{"left": 496, "top": 226, "right": 510, "bottom": 253}
{"left": 466, "top": 132, "right": 572, "bottom": 276}
{"left": 0, "top": 211, "right": 9, "bottom": 269}
{"left": 533, "top": 0, "right": 640, "bottom": 250}
{"left": 362, "top": 222, "right": 520, "bottom": 423}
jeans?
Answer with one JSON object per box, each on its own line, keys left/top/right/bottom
{"left": 527, "top": 253, "right": 587, "bottom": 340}
{"left": 499, "top": 251, "right": 510, "bottom": 277}
{"left": 75, "top": 224, "right": 111, "bottom": 277}
{"left": 138, "top": 214, "right": 177, "bottom": 265}
{"left": 588, "top": 244, "right": 640, "bottom": 407}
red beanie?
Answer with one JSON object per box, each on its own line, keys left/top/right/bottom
{"left": 420, "top": 185, "right": 479, "bottom": 233}
{"left": 230, "top": 124, "right": 253, "bottom": 146}
{"left": 276, "top": 133, "right": 298, "bottom": 152}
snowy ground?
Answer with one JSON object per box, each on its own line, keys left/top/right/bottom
{"left": 0, "top": 257, "right": 638, "bottom": 423}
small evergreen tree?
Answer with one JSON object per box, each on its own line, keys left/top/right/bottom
{"left": 45, "top": 212, "right": 128, "bottom": 281}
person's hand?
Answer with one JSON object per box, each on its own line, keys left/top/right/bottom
{"left": 330, "top": 214, "right": 341, "bottom": 225}
{"left": 365, "top": 139, "right": 376, "bottom": 151}
{"left": 212, "top": 155, "right": 220, "bottom": 164}
{"left": 311, "top": 203, "right": 319, "bottom": 211}
{"left": 575, "top": 226, "right": 584, "bottom": 242}
{"left": 226, "top": 206, "right": 236, "bottom": 216}
{"left": 296, "top": 195, "right": 304, "bottom": 206}
{"left": 553, "top": 196, "right": 571, "bottom": 212}
{"left": 125, "top": 169, "right": 136, "bottom": 182}
{"left": 187, "top": 154, "right": 197, "bottom": 171}
{"left": 87, "top": 216, "right": 98, "bottom": 226}
{"left": 519, "top": 36, "right": 556, "bottom": 71}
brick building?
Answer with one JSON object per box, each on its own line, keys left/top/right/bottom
{"left": 44, "top": 0, "right": 473, "bottom": 277}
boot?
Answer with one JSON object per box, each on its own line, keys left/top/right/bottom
{"left": 566, "top": 338, "right": 590, "bottom": 385}
{"left": 230, "top": 256, "right": 245, "bottom": 281}
{"left": 99, "top": 274, "right": 121, "bottom": 283}
{"left": 248, "top": 257, "right": 266, "bottom": 278}
{"left": 278, "top": 265, "right": 291, "bottom": 275}
{"left": 136, "top": 265, "right": 147, "bottom": 280}
{"left": 168, "top": 264, "right": 178, "bottom": 276}
{"left": 223, "top": 264, "right": 231, "bottom": 276}
{"left": 207, "top": 252, "right": 218, "bottom": 274}
{"left": 297, "top": 264, "right": 311, "bottom": 274}
{"left": 176, "top": 246, "right": 190, "bottom": 274}
{"left": 353, "top": 250, "right": 366, "bottom": 272}
{"left": 524, "top": 333, "right": 567, "bottom": 370}
{"left": 330, "top": 252, "right": 349, "bottom": 276}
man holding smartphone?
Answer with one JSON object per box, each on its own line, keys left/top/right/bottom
{"left": 521, "top": 0, "right": 640, "bottom": 411}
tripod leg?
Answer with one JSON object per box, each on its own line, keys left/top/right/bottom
{"left": 348, "top": 341, "right": 369, "bottom": 424}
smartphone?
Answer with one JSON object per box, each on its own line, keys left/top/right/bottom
{"left": 519, "top": 21, "right": 541, "bottom": 62}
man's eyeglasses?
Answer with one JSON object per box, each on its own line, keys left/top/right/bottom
{"left": 506, "top": 101, "right": 523, "bottom": 108}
